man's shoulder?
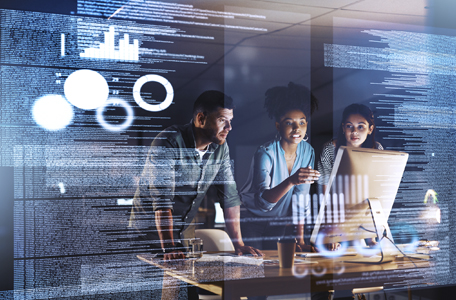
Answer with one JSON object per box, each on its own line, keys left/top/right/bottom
{"left": 153, "top": 123, "right": 192, "bottom": 148}
{"left": 158, "top": 123, "right": 189, "bottom": 138}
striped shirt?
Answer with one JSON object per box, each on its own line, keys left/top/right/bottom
{"left": 317, "top": 140, "right": 383, "bottom": 186}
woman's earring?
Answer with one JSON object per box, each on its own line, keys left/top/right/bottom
{"left": 276, "top": 132, "right": 282, "bottom": 140}
{"left": 303, "top": 133, "right": 308, "bottom": 142}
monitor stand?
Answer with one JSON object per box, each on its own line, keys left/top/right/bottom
{"left": 345, "top": 198, "right": 399, "bottom": 264}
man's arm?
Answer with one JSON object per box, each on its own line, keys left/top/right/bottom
{"left": 155, "top": 209, "right": 185, "bottom": 260}
{"left": 146, "top": 133, "right": 184, "bottom": 260}
{"left": 224, "top": 205, "right": 263, "bottom": 256}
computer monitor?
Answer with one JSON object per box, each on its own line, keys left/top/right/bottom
{"left": 310, "top": 146, "right": 409, "bottom": 261}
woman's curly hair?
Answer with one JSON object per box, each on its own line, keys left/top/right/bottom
{"left": 264, "top": 82, "right": 317, "bottom": 122}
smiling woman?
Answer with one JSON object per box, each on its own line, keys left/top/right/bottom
{"left": 240, "top": 82, "right": 319, "bottom": 254}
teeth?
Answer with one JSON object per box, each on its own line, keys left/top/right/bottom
{"left": 293, "top": 135, "right": 300, "bottom": 137}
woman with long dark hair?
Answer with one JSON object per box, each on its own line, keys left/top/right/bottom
{"left": 318, "top": 103, "right": 383, "bottom": 193}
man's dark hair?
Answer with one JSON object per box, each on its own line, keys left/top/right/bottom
{"left": 193, "top": 90, "right": 235, "bottom": 119}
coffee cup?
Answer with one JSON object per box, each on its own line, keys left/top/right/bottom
{"left": 277, "top": 238, "right": 296, "bottom": 268}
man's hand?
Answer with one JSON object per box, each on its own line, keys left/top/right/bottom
{"left": 163, "top": 250, "right": 186, "bottom": 261}
{"left": 234, "top": 245, "right": 263, "bottom": 257}
{"left": 224, "top": 206, "right": 263, "bottom": 257}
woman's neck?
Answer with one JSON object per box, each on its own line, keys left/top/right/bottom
{"left": 280, "top": 139, "right": 298, "bottom": 156}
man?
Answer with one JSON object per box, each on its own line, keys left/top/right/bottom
{"left": 129, "top": 90, "right": 262, "bottom": 260}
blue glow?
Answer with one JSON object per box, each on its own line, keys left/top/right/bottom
{"left": 314, "top": 230, "right": 349, "bottom": 258}
{"left": 353, "top": 238, "right": 382, "bottom": 257}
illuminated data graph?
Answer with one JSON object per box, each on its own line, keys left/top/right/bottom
{"left": 80, "top": 26, "right": 139, "bottom": 61}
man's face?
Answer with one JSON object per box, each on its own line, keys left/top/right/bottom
{"left": 201, "top": 108, "right": 233, "bottom": 145}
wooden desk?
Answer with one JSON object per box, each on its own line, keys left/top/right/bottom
{"left": 137, "top": 250, "right": 431, "bottom": 300}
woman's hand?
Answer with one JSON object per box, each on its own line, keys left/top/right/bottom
{"left": 288, "top": 166, "right": 320, "bottom": 186}
{"left": 262, "top": 167, "right": 320, "bottom": 204}
{"left": 296, "top": 242, "right": 317, "bottom": 253}
{"left": 312, "top": 243, "right": 341, "bottom": 252}
{"left": 367, "top": 238, "right": 378, "bottom": 247}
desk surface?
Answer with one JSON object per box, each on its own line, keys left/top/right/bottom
{"left": 137, "top": 250, "right": 432, "bottom": 299}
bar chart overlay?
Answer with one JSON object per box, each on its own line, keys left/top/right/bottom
{"left": 79, "top": 26, "right": 139, "bottom": 61}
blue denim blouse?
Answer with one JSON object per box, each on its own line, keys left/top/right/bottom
{"left": 240, "top": 138, "right": 314, "bottom": 218}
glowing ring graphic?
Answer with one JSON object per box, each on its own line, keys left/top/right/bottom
{"left": 311, "top": 266, "right": 327, "bottom": 277}
{"left": 334, "top": 264, "right": 345, "bottom": 275}
{"left": 390, "top": 223, "right": 419, "bottom": 253}
{"left": 293, "top": 265, "right": 308, "bottom": 278}
{"left": 96, "top": 98, "right": 134, "bottom": 132}
{"left": 315, "top": 230, "right": 349, "bottom": 258}
{"left": 133, "top": 74, "right": 174, "bottom": 112}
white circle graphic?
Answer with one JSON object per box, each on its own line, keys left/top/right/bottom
{"left": 32, "top": 95, "right": 74, "bottom": 131}
{"left": 96, "top": 98, "right": 134, "bottom": 132}
{"left": 64, "top": 69, "right": 109, "bottom": 110}
{"left": 132, "top": 74, "right": 174, "bottom": 112}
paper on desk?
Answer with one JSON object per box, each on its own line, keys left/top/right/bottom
{"left": 301, "top": 252, "right": 357, "bottom": 258}
{"left": 197, "top": 254, "right": 264, "bottom": 266}
{"left": 263, "top": 258, "right": 316, "bottom": 265}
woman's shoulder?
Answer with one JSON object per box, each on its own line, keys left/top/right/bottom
{"left": 375, "top": 141, "right": 384, "bottom": 150}
{"left": 256, "top": 139, "right": 278, "bottom": 157}
{"left": 296, "top": 140, "right": 314, "bottom": 156}
{"left": 258, "top": 138, "right": 277, "bottom": 150}
{"left": 299, "top": 140, "right": 314, "bottom": 149}
{"left": 322, "top": 139, "right": 336, "bottom": 151}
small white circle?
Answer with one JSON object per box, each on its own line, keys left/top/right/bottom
{"left": 292, "top": 265, "right": 308, "bottom": 279}
{"left": 96, "top": 98, "right": 134, "bottom": 132}
{"left": 64, "top": 69, "right": 109, "bottom": 110}
{"left": 32, "top": 95, "right": 74, "bottom": 131}
{"left": 132, "top": 74, "right": 174, "bottom": 112}
{"left": 311, "top": 266, "right": 327, "bottom": 277}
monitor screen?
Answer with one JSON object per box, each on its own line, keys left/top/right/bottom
{"left": 311, "top": 146, "right": 409, "bottom": 248}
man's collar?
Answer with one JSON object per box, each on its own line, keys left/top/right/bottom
{"left": 189, "top": 122, "right": 219, "bottom": 151}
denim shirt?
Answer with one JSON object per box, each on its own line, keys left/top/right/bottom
{"left": 240, "top": 138, "right": 314, "bottom": 218}
{"left": 130, "top": 122, "right": 241, "bottom": 244}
